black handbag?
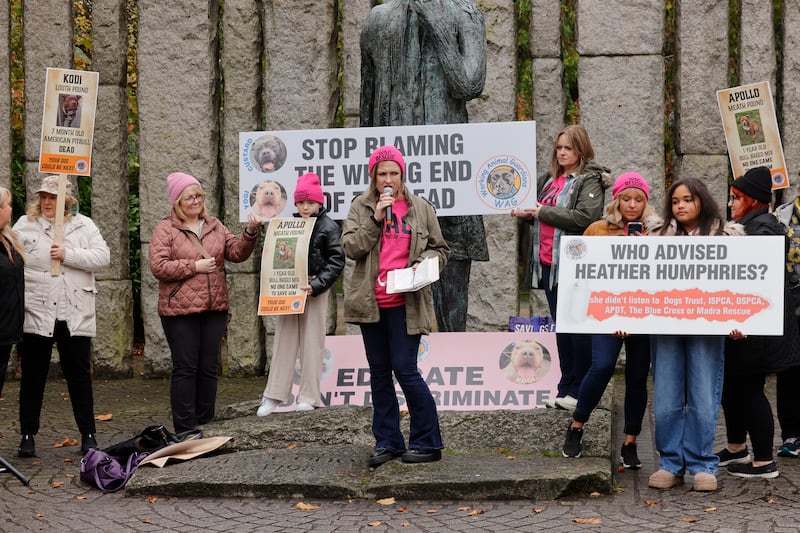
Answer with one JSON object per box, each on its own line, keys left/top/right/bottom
{"left": 103, "top": 425, "right": 179, "bottom": 459}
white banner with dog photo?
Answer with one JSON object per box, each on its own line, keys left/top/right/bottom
{"left": 555, "top": 235, "right": 785, "bottom": 335}
{"left": 238, "top": 121, "right": 537, "bottom": 222}
{"left": 717, "top": 81, "right": 788, "bottom": 189}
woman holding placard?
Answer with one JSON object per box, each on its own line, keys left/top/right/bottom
{"left": 647, "top": 177, "right": 742, "bottom": 492}
{"left": 13, "top": 175, "right": 110, "bottom": 457}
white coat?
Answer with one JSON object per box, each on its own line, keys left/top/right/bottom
{"left": 13, "top": 213, "right": 110, "bottom": 338}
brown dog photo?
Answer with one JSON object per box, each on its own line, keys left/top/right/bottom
{"left": 57, "top": 94, "right": 82, "bottom": 128}
{"left": 250, "top": 180, "right": 287, "bottom": 219}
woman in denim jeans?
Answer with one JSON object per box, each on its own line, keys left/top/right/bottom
{"left": 561, "top": 173, "right": 654, "bottom": 470}
{"left": 647, "top": 178, "right": 742, "bottom": 492}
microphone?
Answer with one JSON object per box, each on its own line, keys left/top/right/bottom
{"left": 383, "top": 186, "right": 393, "bottom": 223}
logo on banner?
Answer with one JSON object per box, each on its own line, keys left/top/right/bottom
{"left": 476, "top": 155, "right": 531, "bottom": 210}
{"left": 565, "top": 238, "right": 588, "bottom": 260}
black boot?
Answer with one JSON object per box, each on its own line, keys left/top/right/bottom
{"left": 18, "top": 434, "right": 35, "bottom": 458}
{"left": 81, "top": 433, "right": 98, "bottom": 454}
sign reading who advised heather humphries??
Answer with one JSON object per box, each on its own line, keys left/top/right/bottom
{"left": 555, "top": 236, "right": 785, "bottom": 335}
{"left": 238, "top": 121, "right": 536, "bottom": 221}
{"left": 267, "top": 332, "right": 560, "bottom": 412}
{"left": 39, "top": 67, "right": 99, "bottom": 176}
{"left": 717, "top": 81, "right": 788, "bottom": 190}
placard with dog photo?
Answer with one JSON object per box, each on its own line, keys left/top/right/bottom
{"left": 717, "top": 81, "right": 788, "bottom": 189}
{"left": 39, "top": 67, "right": 99, "bottom": 176}
{"left": 258, "top": 217, "right": 316, "bottom": 315}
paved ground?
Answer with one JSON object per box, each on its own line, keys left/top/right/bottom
{"left": 1, "top": 368, "right": 799, "bottom": 532}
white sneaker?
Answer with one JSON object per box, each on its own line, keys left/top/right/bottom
{"left": 257, "top": 396, "right": 279, "bottom": 417}
{"left": 296, "top": 402, "right": 315, "bottom": 412}
{"left": 544, "top": 398, "right": 559, "bottom": 408}
{"left": 555, "top": 395, "right": 578, "bottom": 410}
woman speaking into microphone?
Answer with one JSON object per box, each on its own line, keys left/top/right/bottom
{"left": 342, "top": 145, "right": 450, "bottom": 467}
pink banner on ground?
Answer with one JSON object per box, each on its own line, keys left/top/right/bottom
{"left": 271, "top": 332, "right": 560, "bottom": 412}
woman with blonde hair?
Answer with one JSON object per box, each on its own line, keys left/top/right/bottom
{"left": 0, "top": 186, "right": 24, "bottom": 399}
{"left": 13, "top": 175, "right": 110, "bottom": 457}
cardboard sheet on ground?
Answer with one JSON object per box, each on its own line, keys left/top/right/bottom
{"left": 555, "top": 235, "right": 785, "bottom": 335}
{"left": 139, "top": 437, "right": 232, "bottom": 468}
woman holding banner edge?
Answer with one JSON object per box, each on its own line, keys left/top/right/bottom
{"left": 560, "top": 172, "right": 654, "bottom": 470}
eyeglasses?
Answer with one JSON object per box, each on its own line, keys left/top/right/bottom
{"left": 183, "top": 194, "right": 205, "bottom": 204}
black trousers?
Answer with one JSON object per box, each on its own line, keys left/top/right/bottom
{"left": 721, "top": 370, "right": 774, "bottom": 462}
{"left": 19, "top": 321, "right": 96, "bottom": 436}
{"left": 161, "top": 311, "right": 227, "bottom": 434}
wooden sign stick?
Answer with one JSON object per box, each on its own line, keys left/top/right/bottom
{"left": 51, "top": 174, "right": 67, "bottom": 276}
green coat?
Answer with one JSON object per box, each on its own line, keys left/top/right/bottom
{"left": 342, "top": 189, "right": 450, "bottom": 335}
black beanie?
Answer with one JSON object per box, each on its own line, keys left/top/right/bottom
{"left": 732, "top": 166, "right": 773, "bottom": 204}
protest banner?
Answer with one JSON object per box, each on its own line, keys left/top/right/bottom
{"left": 267, "top": 332, "right": 560, "bottom": 412}
{"left": 717, "top": 81, "right": 788, "bottom": 189}
{"left": 39, "top": 67, "right": 99, "bottom": 176}
{"left": 258, "top": 217, "right": 315, "bottom": 315}
{"left": 555, "top": 235, "right": 785, "bottom": 335}
{"left": 239, "top": 121, "right": 537, "bottom": 221}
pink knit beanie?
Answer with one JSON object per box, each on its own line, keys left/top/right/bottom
{"left": 368, "top": 145, "right": 405, "bottom": 177}
{"left": 167, "top": 172, "right": 201, "bottom": 204}
{"left": 294, "top": 173, "right": 325, "bottom": 205}
{"left": 612, "top": 172, "right": 649, "bottom": 200}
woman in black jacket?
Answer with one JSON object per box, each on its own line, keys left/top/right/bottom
{"left": 717, "top": 166, "right": 800, "bottom": 479}
{"left": 0, "top": 186, "right": 24, "bottom": 398}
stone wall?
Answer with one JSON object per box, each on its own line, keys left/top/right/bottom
{"left": 4, "top": 1, "right": 800, "bottom": 377}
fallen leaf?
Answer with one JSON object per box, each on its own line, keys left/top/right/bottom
{"left": 589, "top": 491, "right": 601, "bottom": 497}
{"left": 27, "top": 490, "right": 35, "bottom": 495}
{"left": 52, "top": 482, "right": 64, "bottom": 488}
{"left": 295, "top": 502, "right": 320, "bottom": 511}
{"left": 368, "top": 521, "right": 382, "bottom": 527}
{"left": 532, "top": 508, "right": 544, "bottom": 514}
{"left": 505, "top": 455, "right": 516, "bottom": 460}
{"left": 147, "top": 496, "right": 158, "bottom": 504}
{"left": 643, "top": 500, "right": 659, "bottom": 506}
{"left": 75, "top": 495, "right": 87, "bottom": 500}
{"left": 32, "top": 461, "right": 41, "bottom": 465}
{"left": 768, "top": 497, "right": 776, "bottom": 504}
{"left": 95, "top": 413, "right": 113, "bottom": 421}
{"left": 426, "top": 509, "right": 438, "bottom": 514}
{"left": 400, "top": 410, "right": 409, "bottom": 415}
{"left": 53, "top": 437, "right": 78, "bottom": 448}
{"left": 142, "top": 519, "right": 152, "bottom": 524}
{"left": 64, "top": 458, "right": 74, "bottom": 464}
{"left": 458, "top": 506, "right": 471, "bottom": 511}
{"left": 468, "top": 509, "right": 485, "bottom": 516}
{"left": 704, "top": 507, "right": 717, "bottom": 512}
{"left": 376, "top": 497, "right": 396, "bottom": 506}
{"left": 396, "top": 506, "right": 408, "bottom": 513}
{"left": 287, "top": 443, "right": 298, "bottom": 449}
{"left": 401, "top": 522, "right": 410, "bottom": 527}
{"left": 573, "top": 518, "right": 601, "bottom": 524}
{"left": 35, "top": 513, "right": 44, "bottom": 519}
{"left": 617, "top": 465, "right": 625, "bottom": 473}
{"left": 65, "top": 473, "right": 75, "bottom": 478}
{"left": 683, "top": 517, "right": 697, "bottom": 523}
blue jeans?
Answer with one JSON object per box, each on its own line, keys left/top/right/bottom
{"left": 542, "top": 263, "right": 591, "bottom": 398}
{"left": 651, "top": 335, "right": 724, "bottom": 475}
{"left": 574, "top": 334, "right": 650, "bottom": 435}
{"left": 360, "top": 306, "right": 443, "bottom": 452}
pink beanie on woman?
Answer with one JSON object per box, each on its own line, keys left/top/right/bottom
{"left": 167, "top": 172, "right": 201, "bottom": 204}
{"left": 368, "top": 145, "right": 405, "bottom": 177}
{"left": 612, "top": 172, "right": 649, "bottom": 200}
{"left": 294, "top": 173, "right": 325, "bottom": 205}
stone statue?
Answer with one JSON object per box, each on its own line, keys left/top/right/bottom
{"left": 360, "top": 0, "right": 489, "bottom": 332}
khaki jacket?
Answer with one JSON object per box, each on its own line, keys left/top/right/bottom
{"left": 342, "top": 190, "right": 449, "bottom": 335}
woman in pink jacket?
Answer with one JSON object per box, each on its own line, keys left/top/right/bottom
{"left": 149, "top": 172, "right": 261, "bottom": 434}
